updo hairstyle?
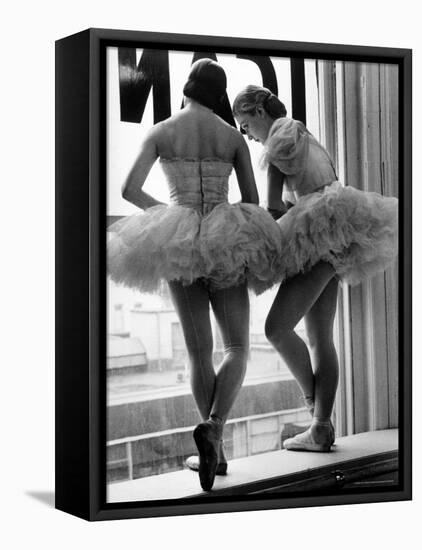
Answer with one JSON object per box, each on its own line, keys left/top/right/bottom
{"left": 183, "top": 58, "right": 227, "bottom": 111}
{"left": 232, "top": 85, "right": 287, "bottom": 119}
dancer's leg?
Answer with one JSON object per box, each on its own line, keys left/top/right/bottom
{"left": 282, "top": 276, "right": 340, "bottom": 451}
{"left": 168, "top": 281, "right": 232, "bottom": 478}
{"left": 168, "top": 279, "right": 221, "bottom": 490}
{"left": 277, "top": 271, "right": 339, "bottom": 452}
{"left": 304, "top": 276, "right": 339, "bottom": 421}
{"left": 265, "top": 262, "right": 335, "bottom": 400}
{"left": 193, "top": 282, "right": 249, "bottom": 490}
{"left": 209, "top": 283, "right": 250, "bottom": 422}
{"left": 168, "top": 280, "right": 215, "bottom": 421}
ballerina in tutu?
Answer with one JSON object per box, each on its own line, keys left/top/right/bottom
{"left": 233, "top": 85, "right": 398, "bottom": 452}
{"left": 108, "top": 61, "right": 282, "bottom": 490}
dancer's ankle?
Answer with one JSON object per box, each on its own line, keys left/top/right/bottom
{"left": 209, "top": 414, "right": 224, "bottom": 426}
{"left": 305, "top": 417, "right": 332, "bottom": 446}
{"left": 202, "top": 414, "right": 223, "bottom": 440}
{"left": 312, "top": 417, "right": 332, "bottom": 430}
{"left": 219, "top": 440, "right": 227, "bottom": 463}
{"left": 303, "top": 395, "right": 315, "bottom": 416}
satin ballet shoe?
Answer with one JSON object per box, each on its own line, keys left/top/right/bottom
{"left": 283, "top": 429, "right": 332, "bottom": 452}
{"left": 186, "top": 439, "right": 228, "bottom": 475}
{"left": 302, "top": 398, "right": 335, "bottom": 446}
{"left": 329, "top": 423, "right": 336, "bottom": 446}
{"left": 193, "top": 419, "right": 223, "bottom": 491}
{"left": 185, "top": 455, "right": 228, "bottom": 475}
{"left": 283, "top": 421, "right": 333, "bottom": 453}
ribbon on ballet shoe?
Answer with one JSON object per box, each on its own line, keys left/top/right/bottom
{"left": 313, "top": 417, "right": 332, "bottom": 427}
{"left": 313, "top": 416, "right": 336, "bottom": 446}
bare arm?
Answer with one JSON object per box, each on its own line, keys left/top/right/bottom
{"left": 121, "top": 126, "right": 166, "bottom": 209}
{"left": 233, "top": 134, "right": 259, "bottom": 204}
{"left": 267, "top": 163, "right": 288, "bottom": 219}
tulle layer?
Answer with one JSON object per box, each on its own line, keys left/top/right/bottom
{"left": 275, "top": 182, "right": 398, "bottom": 286}
{"left": 107, "top": 203, "right": 283, "bottom": 294}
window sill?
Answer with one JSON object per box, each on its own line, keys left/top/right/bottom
{"left": 107, "top": 429, "right": 398, "bottom": 503}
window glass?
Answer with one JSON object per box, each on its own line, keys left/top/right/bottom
{"left": 106, "top": 48, "right": 331, "bottom": 488}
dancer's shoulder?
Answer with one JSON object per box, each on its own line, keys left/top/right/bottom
{"left": 268, "top": 117, "right": 307, "bottom": 141}
{"left": 263, "top": 118, "right": 310, "bottom": 175}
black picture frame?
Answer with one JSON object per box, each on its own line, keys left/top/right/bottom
{"left": 55, "top": 27, "right": 412, "bottom": 521}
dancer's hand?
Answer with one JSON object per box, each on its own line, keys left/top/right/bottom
{"left": 267, "top": 203, "right": 287, "bottom": 220}
{"left": 144, "top": 200, "right": 167, "bottom": 210}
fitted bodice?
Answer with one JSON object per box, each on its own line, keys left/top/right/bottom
{"left": 160, "top": 158, "right": 233, "bottom": 215}
{"left": 264, "top": 118, "right": 337, "bottom": 199}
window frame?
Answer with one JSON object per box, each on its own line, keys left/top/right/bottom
{"left": 55, "top": 28, "right": 412, "bottom": 521}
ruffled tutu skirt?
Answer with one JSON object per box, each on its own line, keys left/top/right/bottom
{"left": 276, "top": 182, "right": 398, "bottom": 286}
{"left": 107, "top": 203, "right": 283, "bottom": 294}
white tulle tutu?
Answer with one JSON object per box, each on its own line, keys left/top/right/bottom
{"left": 276, "top": 181, "right": 398, "bottom": 286}
{"left": 107, "top": 202, "right": 282, "bottom": 294}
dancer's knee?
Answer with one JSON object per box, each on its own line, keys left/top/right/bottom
{"left": 223, "top": 343, "right": 249, "bottom": 365}
{"left": 265, "top": 315, "right": 291, "bottom": 347}
{"left": 306, "top": 327, "right": 335, "bottom": 353}
{"left": 186, "top": 339, "right": 213, "bottom": 363}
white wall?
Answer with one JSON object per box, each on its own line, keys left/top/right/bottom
{"left": 2, "top": 2, "right": 420, "bottom": 550}
{"left": 130, "top": 309, "right": 180, "bottom": 360}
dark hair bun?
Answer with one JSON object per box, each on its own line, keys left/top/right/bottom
{"left": 265, "top": 93, "right": 287, "bottom": 118}
{"left": 183, "top": 59, "right": 227, "bottom": 111}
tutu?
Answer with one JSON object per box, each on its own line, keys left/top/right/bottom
{"left": 107, "top": 159, "right": 282, "bottom": 294}
{"left": 276, "top": 182, "right": 398, "bottom": 286}
{"left": 107, "top": 205, "right": 204, "bottom": 293}
{"left": 262, "top": 117, "right": 398, "bottom": 285}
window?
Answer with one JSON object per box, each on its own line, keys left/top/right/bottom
{"left": 106, "top": 48, "right": 399, "bottom": 498}
{"left": 316, "top": 59, "right": 399, "bottom": 435}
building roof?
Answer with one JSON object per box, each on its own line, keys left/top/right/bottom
{"left": 107, "top": 336, "right": 147, "bottom": 358}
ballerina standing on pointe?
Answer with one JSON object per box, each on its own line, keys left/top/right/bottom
{"left": 108, "top": 62, "right": 282, "bottom": 490}
{"left": 233, "top": 85, "right": 398, "bottom": 452}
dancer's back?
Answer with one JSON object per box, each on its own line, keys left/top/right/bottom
{"left": 155, "top": 103, "right": 241, "bottom": 163}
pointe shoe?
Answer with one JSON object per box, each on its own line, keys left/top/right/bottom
{"left": 185, "top": 455, "right": 228, "bottom": 475}
{"left": 329, "top": 423, "right": 336, "bottom": 446}
{"left": 186, "top": 440, "right": 228, "bottom": 475}
{"left": 283, "top": 423, "right": 333, "bottom": 452}
{"left": 193, "top": 420, "right": 223, "bottom": 491}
